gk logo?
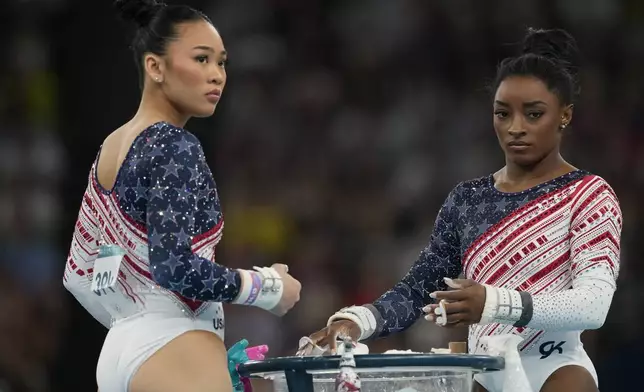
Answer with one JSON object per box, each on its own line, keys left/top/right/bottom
{"left": 539, "top": 341, "right": 565, "bottom": 359}
{"left": 213, "top": 317, "right": 225, "bottom": 330}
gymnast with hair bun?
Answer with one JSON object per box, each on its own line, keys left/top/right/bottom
{"left": 300, "top": 27, "right": 622, "bottom": 392}
{"left": 62, "top": 1, "right": 301, "bottom": 391}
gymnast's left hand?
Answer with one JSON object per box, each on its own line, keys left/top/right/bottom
{"left": 422, "top": 277, "right": 486, "bottom": 328}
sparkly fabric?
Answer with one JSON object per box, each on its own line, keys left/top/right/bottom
{"left": 368, "top": 170, "right": 622, "bottom": 344}
{"left": 114, "top": 122, "right": 241, "bottom": 301}
{"left": 64, "top": 121, "right": 241, "bottom": 321}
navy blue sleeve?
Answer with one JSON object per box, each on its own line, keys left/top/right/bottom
{"left": 145, "top": 129, "right": 242, "bottom": 302}
{"left": 369, "top": 188, "right": 463, "bottom": 337}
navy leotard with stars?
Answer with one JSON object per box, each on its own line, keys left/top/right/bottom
{"left": 367, "top": 170, "right": 589, "bottom": 337}
{"left": 110, "top": 121, "right": 242, "bottom": 302}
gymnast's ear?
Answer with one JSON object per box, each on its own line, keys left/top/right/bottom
{"left": 144, "top": 53, "right": 166, "bottom": 84}
{"left": 560, "top": 104, "right": 573, "bottom": 131}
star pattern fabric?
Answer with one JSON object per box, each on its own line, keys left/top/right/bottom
{"left": 114, "top": 122, "right": 241, "bottom": 302}
{"left": 371, "top": 170, "right": 588, "bottom": 337}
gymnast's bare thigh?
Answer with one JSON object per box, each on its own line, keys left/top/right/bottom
{"left": 96, "top": 311, "right": 232, "bottom": 392}
{"left": 473, "top": 344, "right": 597, "bottom": 392}
{"left": 129, "top": 329, "right": 232, "bottom": 392}
{"left": 472, "top": 365, "right": 598, "bottom": 392}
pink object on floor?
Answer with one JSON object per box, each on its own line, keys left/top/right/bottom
{"left": 246, "top": 345, "right": 269, "bottom": 361}
{"left": 239, "top": 344, "right": 269, "bottom": 392}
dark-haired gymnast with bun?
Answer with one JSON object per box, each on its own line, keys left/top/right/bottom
{"left": 62, "top": 1, "right": 301, "bottom": 391}
{"left": 300, "top": 28, "right": 621, "bottom": 392}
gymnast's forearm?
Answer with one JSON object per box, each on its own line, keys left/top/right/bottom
{"left": 479, "top": 274, "right": 616, "bottom": 331}
{"left": 527, "top": 278, "right": 615, "bottom": 331}
{"left": 148, "top": 250, "right": 243, "bottom": 302}
{"left": 325, "top": 294, "right": 424, "bottom": 342}
{"left": 369, "top": 277, "right": 431, "bottom": 338}
{"left": 327, "top": 189, "right": 463, "bottom": 340}
{"left": 368, "top": 248, "right": 462, "bottom": 338}
{"left": 325, "top": 277, "right": 430, "bottom": 341}
{"left": 329, "top": 255, "right": 459, "bottom": 340}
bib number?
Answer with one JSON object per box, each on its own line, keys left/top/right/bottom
{"left": 92, "top": 270, "right": 117, "bottom": 295}
{"left": 91, "top": 245, "right": 124, "bottom": 295}
{"left": 90, "top": 244, "right": 134, "bottom": 317}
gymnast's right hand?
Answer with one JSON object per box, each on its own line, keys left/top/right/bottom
{"left": 297, "top": 320, "right": 361, "bottom": 356}
{"left": 269, "top": 263, "right": 301, "bottom": 316}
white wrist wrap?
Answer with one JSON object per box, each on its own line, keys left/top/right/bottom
{"left": 327, "top": 305, "right": 377, "bottom": 341}
{"left": 233, "top": 267, "right": 283, "bottom": 311}
{"left": 479, "top": 284, "right": 524, "bottom": 325}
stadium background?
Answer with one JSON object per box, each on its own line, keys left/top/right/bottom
{"left": 0, "top": 0, "right": 642, "bottom": 391}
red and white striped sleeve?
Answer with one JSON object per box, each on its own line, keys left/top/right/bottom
{"left": 63, "top": 183, "right": 113, "bottom": 328}
{"left": 527, "top": 176, "right": 622, "bottom": 331}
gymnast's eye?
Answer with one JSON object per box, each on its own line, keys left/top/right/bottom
{"left": 494, "top": 110, "right": 509, "bottom": 119}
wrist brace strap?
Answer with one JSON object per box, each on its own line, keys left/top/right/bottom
{"left": 479, "top": 285, "right": 532, "bottom": 327}
{"left": 327, "top": 305, "right": 377, "bottom": 341}
{"left": 233, "top": 267, "right": 283, "bottom": 311}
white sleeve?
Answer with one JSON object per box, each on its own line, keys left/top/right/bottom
{"left": 63, "top": 197, "right": 112, "bottom": 329}
{"left": 527, "top": 179, "right": 622, "bottom": 331}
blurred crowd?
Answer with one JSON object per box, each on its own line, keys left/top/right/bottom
{"left": 1, "top": 0, "right": 643, "bottom": 391}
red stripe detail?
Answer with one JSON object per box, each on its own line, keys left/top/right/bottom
{"left": 123, "top": 255, "right": 151, "bottom": 279}
{"left": 85, "top": 164, "right": 216, "bottom": 314}
{"left": 93, "top": 193, "right": 142, "bottom": 251}
{"left": 570, "top": 180, "right": 607, "bottom": 224}
{"left": 110, "top": 192, "right": 146, "bottom": 234}
{"left": 583, "top": 232, "right": 619, "bottom": 254}
{"left": 180, "top": 297, "right": 204, "bottom": 312}
{"left": 82, "top": 194, "right": 98, "bottom": 225}
{"left": 120, "top": 255, "right": 202, "bottom": 311}
{"left": 116, "top": 273, "right": 140, "bottom": 303}
{"left": 573, "top": 255, "right": 613, "bottom": 272}
{"left": 574, "top": 262, "right": 600, "bottom": 276}
{"left": 477, "top": 323, "right": 500, "bottom": 340}
{"left": 193, "top": 226, "right": 223, "bottom": 253}
{"left": 569, "top": 177, "right": 598, "bottom": 214}
{"left": 494, "top": 237, "right": 567, "bottom": 288}
{"left": 520, "top": 330, "right": 544, "bottom": 351}
{"left": 89, "top": 175, "right": 145, "bottom": 245}
{"left": 73, "top": 232, "right": 95, "bottom": 256}
{"left": 487, "top": 264, "right": 509, "bottom": 284}
{"left": 472, "top": 205, "right": 568, "bottom": 282}
{"left": 193, "top": 218, "right": 224, "bottom": 246}
{"left": 463, "top": 178, "right": 583, "bottom": 273}
{"left": 520, "top": 253, "right": 569, "bottom": 288}
{"left": 534, "top": 268, "right": 569, "bottom": 294}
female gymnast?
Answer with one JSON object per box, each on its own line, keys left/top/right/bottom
{"left": 62, "top": 1, "right": 301, "bottom": 391}
{"left": 299, "top": 27, "right": 622, "bottom": 392}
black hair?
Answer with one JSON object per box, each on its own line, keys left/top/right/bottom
{"left": 114, "top": 0, "right": 212, "bottom": 88}
{"left": 494, "top": 27, "right": 582, "bottom": 105}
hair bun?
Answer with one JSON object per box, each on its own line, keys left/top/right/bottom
{"left": 114, "top": 0, "right": 164, "bottom": 28}
{"left": 521, "top": 27, "right": 580, "bottom": 72}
